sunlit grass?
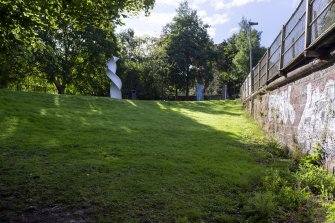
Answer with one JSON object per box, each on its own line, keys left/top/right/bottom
{"left": 0, "top": 90, "right": 288, "bottom": 222}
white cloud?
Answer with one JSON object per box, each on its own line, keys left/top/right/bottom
{"left": 121, "top": 11, "right": 176, "bottom": 27}
{"left": 197, "top": 10, "right": 207, "bottom": 17}
{"left": 207, "top": 27, "right": 217, "bottom": 38}
{"left": 202, "top": 14, "right": 230, "bottom": 26}
{"left": 211, "top": 0, "right": 269, "bottom": 10}
{"left": 137, "top": 12, "right": 176, "bottom": 25}
{"left": 229, "top": 27, "right": 239, "bottom": 34}
{"left": 155, "top": 0, "right": 182, "bottom": 7}
{"left": 191, "top": 0, "right": 209, "bottom": 9}
{"left": 118, "top": 12, "right": 176, "bottom": 37}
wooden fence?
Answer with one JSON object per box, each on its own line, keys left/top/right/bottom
{"left": 241, "top": 0, "right": 335, "bottom": 100}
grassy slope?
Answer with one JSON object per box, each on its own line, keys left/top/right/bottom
{"left": 0, "top": 90, "right": 286, "bottom": 222}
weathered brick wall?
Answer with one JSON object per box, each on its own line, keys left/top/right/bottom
{"left": 246, "top": 62, "right": 335, "bottom": 170}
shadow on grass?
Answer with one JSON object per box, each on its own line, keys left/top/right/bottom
{"left": 0, "top": 90, "right": 278, "bottom": 223}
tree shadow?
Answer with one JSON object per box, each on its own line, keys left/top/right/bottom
{"left": 0, "top": 90, "right": 278, "bottom": 223}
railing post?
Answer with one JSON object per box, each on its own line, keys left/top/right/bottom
{"left": 305, "top": 0, "right": 312, "bottom": 49}
{"left": 252, "top": 72, "right": 254, "bottom": 92}
{"left": 248, "top": 75, "right": 251, "bottom": 96}
{"left": 279, "top": 25, "right": 286, "bottom": 72}
{"left": 258, "top": 63, "right": 261, "bottom": 89}
{"left": 247, "top": 76, "right": 249, "bottom": 97}
{"left": 266, "top": 48, "right": 270, "bottom": 83}
{"left": 251, "top": 73, "right": 253, "bottom": 93}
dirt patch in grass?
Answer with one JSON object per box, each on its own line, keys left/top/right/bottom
{"left": 2, "top": 205, "right": 93, "bottom": 223}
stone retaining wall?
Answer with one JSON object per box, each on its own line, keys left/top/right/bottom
{"left": 245, "top": 62, "right": 335, "bottom": 170}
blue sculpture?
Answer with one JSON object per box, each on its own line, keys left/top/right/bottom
{"left": 196, "top": 83, "right": 204, "bottom": 101}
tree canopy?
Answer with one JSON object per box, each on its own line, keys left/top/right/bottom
{"left": 214, "top": 18, "right": 266, "bottom": 97}
{"left": 163, "top": 1, "right": 214, "bottom": 99}
{"left": 0, "top": 0, "right": 155, "bottom": 93}
{"left": 1, "top": 0, "right": 267, "bottom": 100}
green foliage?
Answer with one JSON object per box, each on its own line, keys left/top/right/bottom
{"left": 244, "top": 191, "right": 279, "bottom": 222}
{"left": 2, "top": 0, "right": 269, "bottom": 99}
{"left": 164, "top": 1, "right": 214, "bottom": 98}
{"left": 303, "top": 146, "right": 325, "bottom": 166}
{"left": 0, "top": 0, "right": 155, "bottom": 92}
{"left": 214, "top": 18, "right": 266, "bottom": 97}
{"left": 297, "top": 163, "right": 335, "bottom": 196}
{"left": 326, "top": 203, "right": 335, "bottom": 223}
{"left": 117, "top": 30, "right": 171, "bottom": 99}
{"left": 245, "top": 144, "right": 335, "bottom": 222}
{"left": 263, "top": 140, "right": 289, "bottom": 159}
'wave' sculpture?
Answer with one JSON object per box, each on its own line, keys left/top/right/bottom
{"left": 106, "top": 56, "right": 122, "bottom": 99}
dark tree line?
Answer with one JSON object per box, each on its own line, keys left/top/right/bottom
{"left": 0, "top": 0, "right": 155, "bottom": 94}
{"left": 117, "top": 3, "right": 266, "bottom": 100}
{"left": 1, "top": 0, "right": 265, "bottom": 99}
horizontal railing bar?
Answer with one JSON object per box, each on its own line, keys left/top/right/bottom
{"left": 269, "top": 32, "right": 282, "bottom": 50}
{"left": 269, "top": 51, "right": 280, "bottom": 60}
{"left": 241, "top": 0, "right": 335, "bottom": 99}
{"left": 281, "top": 51, "right": 305, "bottom": 70}
{"left": 260, "top": 64, "right": 267, "bottom": 70}
{"left": 268, "top": 60, "right": 280, "bottom": 70}
{"left": 284, "top": 0, "right": 306, "bottom": 27}
{"left": 270, "top": 44, "right": 281, "bottom": 53}
{"left": 259, "top": 51, "right": 268, "bottom": 61}
{"left": 284, "top": 12, "right": 306, "bottom": 39}
{"left": 269, "top": 49, "right": 281, "bottom": 60}
{"left": 309, "top": 23, "right": 335, "bottom": 46}
{"left": 260, "top": 72, "right": 267, "bottom": 78}
{"left": 282, "top": 31, "right": 305, "bottom": 55}
{"left": 269, "top": 43, "right": 281, "bottom": 54}
{"left": 309, "top": 1, "right": 334, "bottom": 26}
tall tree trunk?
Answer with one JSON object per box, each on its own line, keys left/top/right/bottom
{"left": 175, "top": 85, "right": 178, "bottom": 101}
{"left": 54, "top": 79, "right": 66, "bottom": 94}
{"left": 57, "top": 87, "right": 65, "bottom": 94}
{"left": 161, "top": 81, "right": 164, "bottom": 100}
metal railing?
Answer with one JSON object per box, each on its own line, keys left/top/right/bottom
{"left": 241, "top": 0, "right": 335, "bottom": 100}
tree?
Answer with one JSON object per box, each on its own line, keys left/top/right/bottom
{"left": 117, "top": 29, "right": 146, "bottom": 98}
{"left": 214, "top": 18, "right": 266, "bottom": 97}
{"left": 164, "top": 1, "right": 214, "bottom": 99}
{"left": 0, "top": 0, "right": 155, "bottom": 93}
{"left": 117, "top": 29, "right": 171, "bottom": 99}
{"left": 143, "top": 38, "right": 171, "bottom": 99}
{"left": 0, "top": 0, "right": 52, "bottom": 87}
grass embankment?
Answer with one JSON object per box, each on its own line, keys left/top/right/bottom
{"left": 0, "top": 90, "right": 288, "bottom": 222}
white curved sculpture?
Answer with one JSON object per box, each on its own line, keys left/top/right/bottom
{"left": 106, "top": 56, "right": 122, "bottom": 99}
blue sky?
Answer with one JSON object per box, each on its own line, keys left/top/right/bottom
{"left": 117, "top": 0, "right": 301, "bottom": 47}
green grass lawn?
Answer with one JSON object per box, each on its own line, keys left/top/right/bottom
{"left": 0, "top": 90, "right": 288, "bottom": 222}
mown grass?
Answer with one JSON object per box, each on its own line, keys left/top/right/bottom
{"left": 0, "top": 90, "right": 289, "bottom": 222}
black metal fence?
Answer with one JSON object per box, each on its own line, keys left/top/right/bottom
{"left": 241, "top": 0, "right": 335, "bottom": 100}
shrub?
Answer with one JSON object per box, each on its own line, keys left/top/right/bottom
{"left": 244, "top": 191, "right": 280, "bottom": 222}
{"left": 297, "top": 163, "right": 335, "bottom": 197}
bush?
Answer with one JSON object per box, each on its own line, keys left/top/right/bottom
{"left": 297, "top": 163, "right": 335, "bottom": 197}
{"left": 244, "top": 191, "right": 280, "bottom": 222}
{"left": 326, "top": 203, "right": 335, "bottom": 223}
{"left": 243, "top": 142, "right": 335, "bottom": 222}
